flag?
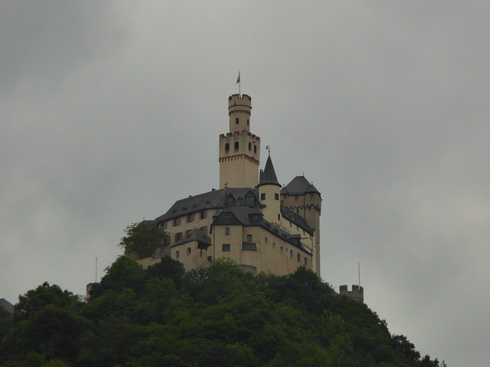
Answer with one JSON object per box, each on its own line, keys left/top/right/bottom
{"left": 236, "top": 72, "right": 240, "bottom": 84}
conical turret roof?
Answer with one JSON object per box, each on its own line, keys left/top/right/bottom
{"left": 258, "top": 155, "right": 281, "bottom": 187}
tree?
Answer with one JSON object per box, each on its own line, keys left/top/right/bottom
{"left": 2, "top": 284, "right": 88, "bottom": 364}
{"left": 88, "top": 256, "right": 146, "bottom": 299}
{"left": 119, "top": 221, "right": 167, "bottom": 259}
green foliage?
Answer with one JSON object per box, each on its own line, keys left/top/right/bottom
{"left": 0, "top": 307, "right": 13, "bottom": 342}
{"left": 119, "top": 221, "right": 167, "bottom": 259}
{"left": 88, "top": 256, "right": 146, "bottom": 299}
{"left": 0, "top": 259, "right": 445, "bottom": 367}
{"left": 1, "top": 284, "right": 89, "bottom": 365}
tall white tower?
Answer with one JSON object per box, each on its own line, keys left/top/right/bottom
{"left": 219, "top": 94, "right": 261, "bottom": 188}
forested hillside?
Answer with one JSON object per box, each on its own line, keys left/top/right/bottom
{"left": 0, "top": 257, "right": 445, "bottom": 367}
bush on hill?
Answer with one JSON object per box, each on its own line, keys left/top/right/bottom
{"left": 0, "top": 256, "right": 445, "bottom": 367}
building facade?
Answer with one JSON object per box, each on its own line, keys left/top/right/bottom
{"left": 137, "top": 93, "right": 322, "bottom": 277}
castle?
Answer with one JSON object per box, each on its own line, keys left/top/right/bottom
{"left": 136, "top": 93, "right": 321, "bottom": 276}
{"left": 131, "top": 92, "right": 363, "bottom": 302}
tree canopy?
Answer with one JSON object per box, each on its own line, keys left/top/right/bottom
{"left": 0, "top": 257, "right": 445, "bottom": 367}
{"left": 118, "top": 221, "right": 167, "bottom": 259}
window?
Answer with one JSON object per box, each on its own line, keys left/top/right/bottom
{"left": 261, "top": 193, "right": 266, "bottom": 200}
{"left": 247, "top": 119, "right": 249, "bottom": 126}
{"left": 225, "top": 143, "right": 230, "bottom": 153}
{"left": 176, "top": 251, "right": 179, "bottom": 258}
{"left": 186, "top": 230, "right": 192, "bottom": 238}
{"left": 224, "top": 214, "right": 231, "bottom": 220}
{"left": 248, "top": 142, "right": 251, "bottom": 151}
{"left": 254, "top": 145, "right": 257, "bottom": 153}
{"left": 187, "top": 213, "right": 194, "bottom": 223}
{"left": 275, "top": 193, "right": 279, "bottom": 200}
{"left": 246, "top": 234, "right": 252, "bottom": 242}
{"left": 235, "top": 117, "right": 239, "bottom": 125}
{"left": 234, "top": 142, "right": 239, "bottom": 151}
{"left": 265, "top": 237, "right": 268, "bottom": 243}
{"left": 290, "top": 249, "right": 293, "bottom": 258}
{"left": 222, "top": 244, "right": 230, "bottom": 252}
{"left": 173, "top": 217, "right": 181, "bottom": 226}
{"left": 278, "top": 214, "right": 280, "bottom": 220}
{"left": 304, "top": 257, "right": 308, "bottom": 265}
{"left": 200, "top": 226, "right": 208, "bottom": 234}
{"left": 187, "top": 247, "right": 192, "bottom": 255}
{"left": 199, "top": 210, "right": 207, "bottom": 219}
{"left": 175, "top": 232, "right": 183, "bottom": 242}
{"left": 225, "top": 227, "right": 230, "bottom": 235}
{"left": 164, "top": 235, "right": 170, "bottom": 245}
{"left": 297, "top": 253, "right": 300, "bottom": 262}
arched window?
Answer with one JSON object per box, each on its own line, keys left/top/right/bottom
{"left": 225, "top": 143, "right": 230, "bottom": 153}
{"left": 234, "top": 142, "right": 239, "bottom": 151}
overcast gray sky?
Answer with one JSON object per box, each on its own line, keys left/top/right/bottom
{"left": 1, "top": 1, "right": 489, "bottom": 365}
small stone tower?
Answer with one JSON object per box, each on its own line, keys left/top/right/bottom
{"left": 258, "top": 154, "right": 282, "bottom": 225}
{"left": 219, "top": 94, "right": 261, "bottom": 189}
{"left": 281, "top": 176, "right": 322, "bottom": 274}
{"left": 339, "top": 285, "right": 364, "bottom": 303}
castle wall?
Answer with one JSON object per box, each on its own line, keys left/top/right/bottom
{"left": 281, "top": 192, "right": 321, "bottom": 274}
{"left": 339, "top": 284, "right": 364, "bottom": 303}
{"left": 164, "top": 222, "right": 313, "bottom": 274}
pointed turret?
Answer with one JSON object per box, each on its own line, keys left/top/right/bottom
{"left": 258, "top": 153, "right": 281, "bottom": 224}
{"left": 258, "top": 155, "right": 281, "bottom": 187}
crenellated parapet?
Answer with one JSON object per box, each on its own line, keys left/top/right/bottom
{"left": 219, "top": 154, "right": 260, "bottom": 164}
{"left": 339, "top": 284, "right": 364, "bottom": 303}
{"left": 220, "top": 94, "right": 261, "bottom": 188}
{"left": 228, "top": 94, "right": 252, "bottom": 133}
{"left": 219, "top": 131, "right": 260, "bottom": 140}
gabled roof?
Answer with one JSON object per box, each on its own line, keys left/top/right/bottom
{"left": 281, "top": 175, "right": 320, "bottom": 196}
{"left": 280, "top": 206, "right": 315, "bottom": 234}
{"left": 173, "top": 228, "right": 212, "bottom": 248}
{"left": 155, "top": 188, "right": 261, "bottom": 222}
{"left": 258, "top": 155, "right": 281, "bottom": 187}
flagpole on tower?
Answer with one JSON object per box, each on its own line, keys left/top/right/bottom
{"left": 236, "top": 71, "right": 241, "bottom": 96}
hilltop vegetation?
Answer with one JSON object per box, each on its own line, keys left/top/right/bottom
{"left": 0, "top": 257, "right": 445, "bottom": 367}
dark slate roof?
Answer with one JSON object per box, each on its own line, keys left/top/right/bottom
{"left": 155, "top": 188, "right": 261, "bottom": 222}
{"left": 281, "top": 175, "right": 320, "bottom": 195}
{"left": 0, "top": 298, "right": 14, "bottom": 314}
{"left": 173, "top": 228, "right": 212, "bottom": 248}
{"left": 258, "top": 155, "right": 281, "bottom": 187}
{"left": 280, "top": 206, "right": 314, "bottom": 234}
{"left": 155, "top": 187, "right": 312, "bottom": 254}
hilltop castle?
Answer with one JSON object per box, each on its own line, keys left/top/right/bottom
{"left": 136, "top": 93, "right": 322, "bottom": 276}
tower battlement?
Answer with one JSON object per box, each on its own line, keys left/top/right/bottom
{"left": 228, "top": 94, "right": 252, "bottom": 106}
{"left": 219, "top": 131, "right": 260, "bottom": 139}
{"left": 220, "top": 94, "right": 260, "bottom": 188}
{"left": 339, "top": 284, "right": 364, "bottom": 303}
{"left": 228, "top": 94, "right": 252, "bottom": 133}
